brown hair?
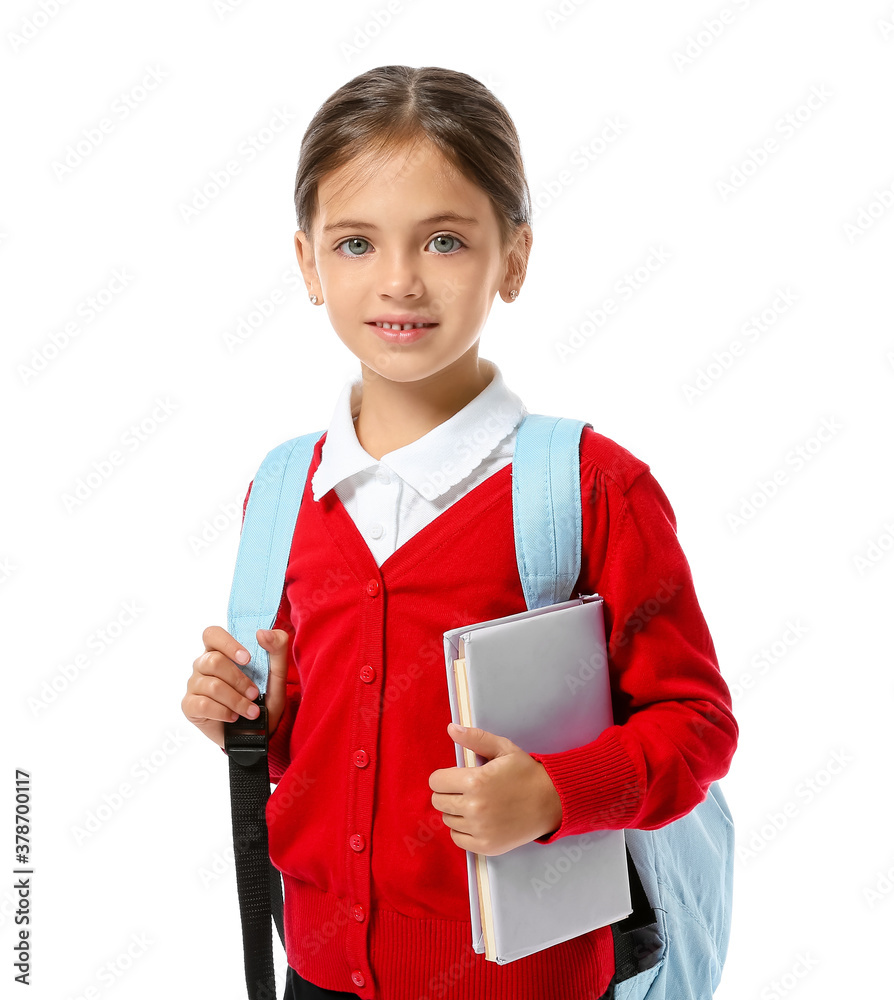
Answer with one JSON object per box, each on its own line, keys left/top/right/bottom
{"left": 293, "top": 65, "right": 531, "bottom": 263}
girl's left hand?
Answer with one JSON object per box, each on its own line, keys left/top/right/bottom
{"left": 428, "top": 722, "right": 563, "bottom": 856}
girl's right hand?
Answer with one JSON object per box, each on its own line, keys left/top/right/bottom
{"left": 181, "top": 625, "right": 291, "bottom": 749}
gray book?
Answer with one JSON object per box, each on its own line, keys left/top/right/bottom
{"left": 442, "top": 593, "right": 632, "bottom": 964}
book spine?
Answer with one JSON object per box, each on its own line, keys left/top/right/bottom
{"left": 453, "top": 655, "right": 497, "bottom": 961}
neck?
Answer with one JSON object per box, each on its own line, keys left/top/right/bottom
{"left": 353, "top": 351, "right": 494, "bottom": 461}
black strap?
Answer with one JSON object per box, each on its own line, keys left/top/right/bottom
{"left": 225, "top": 696, "right": 285, "bottom": 1000}
{"left": 611, "top": 844, "right": 657, "bottom": 982}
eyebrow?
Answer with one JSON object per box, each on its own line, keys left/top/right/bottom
{"left": 321, "top": 213, "right": 480, "bottom": 234}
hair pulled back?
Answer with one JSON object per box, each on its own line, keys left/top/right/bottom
{"left": 294, "top": 65, "right": 531, "bottom": 258}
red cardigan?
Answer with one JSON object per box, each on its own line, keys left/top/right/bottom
{"left": 235, "top": 426, "right": 737, "bottom": 1000}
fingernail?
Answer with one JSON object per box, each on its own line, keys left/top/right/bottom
{"left": 236, "top": 649, "right": 250, "bottom": 664}
{"left": 246, "top": 686, "right": 258, "bottom": 700}
{"left": 247, "top": 704, "right": 259, "bottom": 718}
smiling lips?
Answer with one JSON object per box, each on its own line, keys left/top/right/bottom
{"left": 368, "top": 320, "right": 437, "bottom": 343}
{"left": 370, "top": 320, "right": 438, "bottom": 330}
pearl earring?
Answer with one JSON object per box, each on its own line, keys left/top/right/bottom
{"left": 310, "top": 294, "right": 318, "bottom": 304}
{"left": 509, "top": 290, "right": 518, "bottom": 300}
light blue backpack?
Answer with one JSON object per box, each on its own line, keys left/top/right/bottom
{"left": 225, "top": 413, "right": 735, "bottom": 1000}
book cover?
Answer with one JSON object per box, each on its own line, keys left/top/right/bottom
{"left": 443, "top": 593, "right": 633, "bottom": 964}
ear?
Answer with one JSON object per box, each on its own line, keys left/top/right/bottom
{"left": 500, "top": 223, "right": 533, "bottom": 303}
{"left": 294, "top": 230, "right": 321, "bottom": 301}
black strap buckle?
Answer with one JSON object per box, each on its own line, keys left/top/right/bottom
{"left": 224, "top": 693, "right": 269, "bottom": 767}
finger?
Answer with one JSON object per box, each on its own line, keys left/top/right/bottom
{"left": 260, "top": 629, "right": 291, "bottom": 691}
{"left": 431, "top": 791, "right": 464, "bottom": 817}
{"left": 202, "top": 624, "right": 253, "bottom": 670}
{"left": 442, "top": 816, "right": 475, "bottom": 843}
{"left": 191, "top": 671, "right": 261, "bottom": 721}
{"left": 257, "top": 628, "right": 291, "bottom": 732}
{"left": 195, "top": 647, "right": 260, "bottom": 701}
{"left": 183, "top": 691, "right": 246, "bottom": 725}
{"left": 428, "top": 767, "right": 464, "bottom": 793}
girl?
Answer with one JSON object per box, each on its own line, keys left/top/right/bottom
{"left": 182, "top": 65, "right": 738, "bottom": 1000}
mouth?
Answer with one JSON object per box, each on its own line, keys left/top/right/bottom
{"left": 370, "top": 321, "right": 439, "bottom": 330}
{"left": 368, "top": 321, "right": 438, "bottom": 344}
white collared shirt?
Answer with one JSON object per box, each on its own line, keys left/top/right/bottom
{"left": 311, "top": 358, "right": 528, "bottom": 567}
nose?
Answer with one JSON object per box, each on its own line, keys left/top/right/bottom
{"left": 375, "top": 250, "right": 425, "bottom": 299}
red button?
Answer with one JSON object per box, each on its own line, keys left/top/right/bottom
{"left": 350, "top": 833, "right": 365, "bottom": 852}
{"left": 352, "top": 903, "right": 365, "bottom": 922}
{"left": 366, "top": 579, "right": 379, "bottom": 596}
{"left": 354, "top": 749, "right": 369, "bottom": 768}
{"left": 351, "top": 971, "right": 365, "bottom": 988}
{"left": 360, "top": 664, "right": 375, "bottom": 683}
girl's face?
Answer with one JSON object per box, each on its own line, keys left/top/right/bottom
{"left": 294, "top": 139, "right": 530, "bottom": 386}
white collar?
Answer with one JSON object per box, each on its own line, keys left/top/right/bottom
{"left": 311, "top": 358, "right": 527, "bottom": 502}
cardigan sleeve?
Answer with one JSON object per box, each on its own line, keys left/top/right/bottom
{"left": 527, "top": 462, "right": 738, "bottom": 841}
{"left": 220, "top": 480, "right": 302, "bottom": 785}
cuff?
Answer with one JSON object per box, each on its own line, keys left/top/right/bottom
{"left": 528, "top": 726, "right": 643, "bottom": 843}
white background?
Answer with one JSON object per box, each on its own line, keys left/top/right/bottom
{"left": 3, "top": 1, "right": 894, "bottom": 997}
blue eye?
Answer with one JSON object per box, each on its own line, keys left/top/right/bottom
{"left": 428, "top": 233, "right": 463, "bottom": 254}
{"left": 336, "top": 237, "right": 370, "bottom": 257}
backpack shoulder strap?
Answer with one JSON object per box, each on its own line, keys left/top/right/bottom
{"left": 227, "top": 430, "right": 325, "bottom": 695}
{"left": 511, "top": 413, "right": 659, "bottom": 984}
{"left": 511, "top": 413, "right": 591, "bottom": 609}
